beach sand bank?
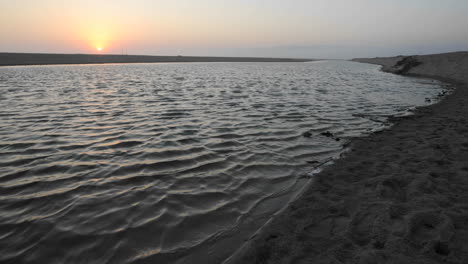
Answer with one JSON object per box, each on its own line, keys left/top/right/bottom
{"left": 0, "top": 53, "right": 312, "bottom": 67}
{"left": 225, "top": 51, "right": 468, "bottom": 264}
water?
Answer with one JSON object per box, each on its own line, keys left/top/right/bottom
{"left": 0, "top": 61, "right": 444, "bottom": 263}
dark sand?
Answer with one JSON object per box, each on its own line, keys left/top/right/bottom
{"left": 226, "top": 52, "right": 468, "bottom": 264}
{"left": 0, "top": 52, "right": 312, "bottom": 67}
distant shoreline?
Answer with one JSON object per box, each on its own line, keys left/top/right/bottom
{"left": 0, "top": 52, "right": 313, "bottom": 67}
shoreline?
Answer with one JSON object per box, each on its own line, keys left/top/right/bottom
{"left": 0, "top": 52, "right": 313, "bottom": 67}
{"left": 225, "top": 51, "right": 468, "bottom": 263}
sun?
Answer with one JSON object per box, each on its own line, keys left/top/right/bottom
{"left": 97, "top": 47, "right": 102, "bottom": 51}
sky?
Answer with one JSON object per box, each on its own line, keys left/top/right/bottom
{"left": 1, "top": 0, "right": 468, "bottom": 59}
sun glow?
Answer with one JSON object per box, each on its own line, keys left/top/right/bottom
{"left": 97, "top": 47, "right": 102, "bottom": 51}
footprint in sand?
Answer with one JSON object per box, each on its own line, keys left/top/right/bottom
{"left": 406, "top": 210, "right": 454, "bottom": 255}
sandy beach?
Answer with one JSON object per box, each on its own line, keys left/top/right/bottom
{"left": 0, "top": 53, "right": 312, "bottom": 67}
{"left": 226, "top": 51, "right": 468, "bottom": 263}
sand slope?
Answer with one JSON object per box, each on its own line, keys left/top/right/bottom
{"left": 353, "top": 52, "right": 468, "bottom": 83}
{"left": 226, "top": 52, "right": 468, "bottom": 264}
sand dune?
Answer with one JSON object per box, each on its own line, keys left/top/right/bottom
{"left": 353, "top": 52, "right": 468, "bottom": 83}
{"left": 226, "top": 51, "right": 468, "bottom": 263}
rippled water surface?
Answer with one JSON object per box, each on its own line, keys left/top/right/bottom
{"left": 0, "top": 61, "right": 444, "bottom": 263}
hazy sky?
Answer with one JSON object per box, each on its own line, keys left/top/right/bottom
{"left": 1, "top": 0, "right": 468, "bottom": 58}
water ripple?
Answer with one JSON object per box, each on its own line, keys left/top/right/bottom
{"left": 0, "top": 61, "right": 446, "bottom": 263}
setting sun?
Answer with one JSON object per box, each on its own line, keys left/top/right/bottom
{"left": 97, "top": 47, "right": 102, "bottom": 51}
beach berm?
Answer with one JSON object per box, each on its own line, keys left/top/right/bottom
{"left": 226, "top": 52, "right": 468, "bottom": 264}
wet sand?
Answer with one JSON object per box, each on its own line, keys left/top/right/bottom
{"left": 226, "top": 51, "right": 468, "bottom": 264}
{"left": 0, "top": 52, "right": 312, "bottom": 66}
